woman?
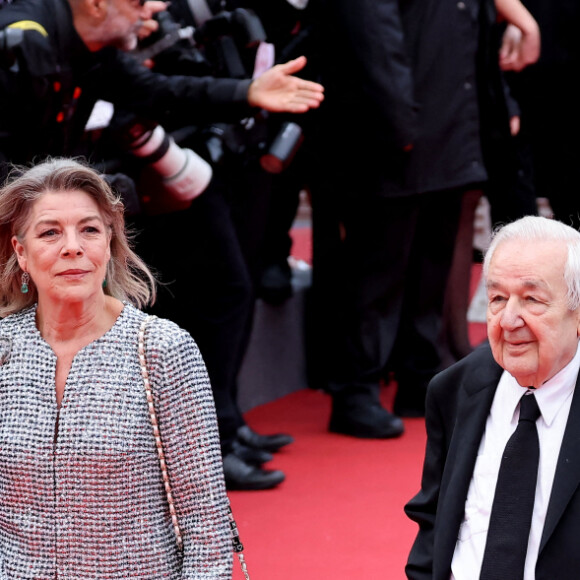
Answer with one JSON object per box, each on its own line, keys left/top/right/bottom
{"left": 0, "top": 159, "right": 232, "bottom": 579}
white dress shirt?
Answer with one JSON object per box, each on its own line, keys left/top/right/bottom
{"left": 450, "top": 341, "right": 580, "bottom": 580}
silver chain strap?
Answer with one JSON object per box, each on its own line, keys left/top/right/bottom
{"left": 138, "top": 316, "right": 251, "bottom": 577}
{"left": 229, "top": 505, "right": 251, "bottom": 580}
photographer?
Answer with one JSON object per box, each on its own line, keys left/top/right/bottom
{"left": 0, "top": 0, "right": 323, "bottom": 490}
{"left": 0, "top": 0, "right": 322, "bottom": 181}
{"left": 108, "top": 0, "right": 316, "bottom": 491}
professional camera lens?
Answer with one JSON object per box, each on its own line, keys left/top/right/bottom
{"left": 128, "top": 125, "right": 213, "bottom": 201}
{"left": 260, "top": 122, "right": 304, "bottom": 174}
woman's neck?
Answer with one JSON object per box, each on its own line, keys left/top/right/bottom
{"left": 36, "top": 295, "right": 124, "bottom": 348}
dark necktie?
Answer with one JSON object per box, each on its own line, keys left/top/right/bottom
{"left": 479, "top": 392, "right": 541, "bottom": 580}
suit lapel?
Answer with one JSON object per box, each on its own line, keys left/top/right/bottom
{"left": 435, "top": 349, "right": 502, "bottom": 575}
{"left": 539, "top": 372, "right": 580, "bottom": 552}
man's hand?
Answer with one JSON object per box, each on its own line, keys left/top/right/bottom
{"left": 247, "top": 56, "right": 324, "bottom": 113}
{"left": 499, "top": 23, "right": 541, "bottom": 71}
{"left": 138, "top": 1, "right": 169, "bottom": 41}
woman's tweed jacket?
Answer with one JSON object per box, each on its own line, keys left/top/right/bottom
{"left": 0, "top": 303, "right": 232, "bottom": 579}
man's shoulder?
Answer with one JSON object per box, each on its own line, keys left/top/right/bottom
{"left": 455, "top": 342, "right": 497, "bottom": 371}
{"left": 0, "top": 0, "right": 65, "bottom": 49}
{"left": 0, "top": 0, "right": 49, "bottom": 27}
{"left": 0, "top": 0, "right": 63, "bottom": 76}
{"left": 424, "top": 343, "right": 500, "bottom": 424}
{"left": 430, "top": 342, "right": 499, "bottom": 390}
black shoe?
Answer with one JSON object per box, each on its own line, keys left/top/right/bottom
{"left": 329, "top": 401, "right": 405, "bottom": 439}
{"left": 223, "top": 453, "right": 285, "bottom": 491}
{"left": 237, "top": 425, "right": 294, "bottom": 453}
{"left": 232, "top": 438, "right": 273, "bottom": 465}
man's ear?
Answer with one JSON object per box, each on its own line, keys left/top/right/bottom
{"left": 79, "top": 0, "right": 109, "bottom": 20}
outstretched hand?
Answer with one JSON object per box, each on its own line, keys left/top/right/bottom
{"left": 247, "top": 56, "right": 324, "bottom": 113}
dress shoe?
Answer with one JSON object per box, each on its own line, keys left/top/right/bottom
{"left": 232, "top": 438, "right": 273, "bottom": 465}
{"left": 237, "top": 425, "right": 294, "bottom": 453}
{"left": 329, "top": 400, "right": 405, "bottom": 439}
{"left": 222, "top": 453, "right": 285, "bottom": 491}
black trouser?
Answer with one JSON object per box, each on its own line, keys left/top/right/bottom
{"left": 133, "top": 179, "right": 254, "bottom": 452}
{"left": 307, "top": 184, "right": 463, "bottom": 404}
{"left": 509, "top": 62, "right": 580, "bottom": 228}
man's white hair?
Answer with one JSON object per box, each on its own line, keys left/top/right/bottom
{"left": 483, "top": 215, "right": 580, "bottom": 311}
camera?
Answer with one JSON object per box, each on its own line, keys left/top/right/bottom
{"left": 125, "top": 122, "right": 213, "bottom": 202}
{"left": 131, "top": 10, "right": 198, "bottom": 66}
{"left": 194, "top": 8, "right": 266, "bottom": 50}
{"left": 132, "top": 5, "right": 266, "bottom": 79}
{"left": 124, "top": 2, "right": 303, "bottom": 182}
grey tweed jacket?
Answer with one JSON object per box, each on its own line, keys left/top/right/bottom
{"left": 0, "top": 303, "right": 232, "bottom": 579}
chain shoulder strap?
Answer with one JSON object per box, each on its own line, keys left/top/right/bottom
{"left": 138, "top": 315, "right": 251, "bottom": 578}
{"left": 138, "top": 315, "right": 183, "bottom": 549}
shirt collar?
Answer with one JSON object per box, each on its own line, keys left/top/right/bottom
{"left": 501, "top": 340, "right": 580, "bottom": 427}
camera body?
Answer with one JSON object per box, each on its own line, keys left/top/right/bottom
{"left": 194, "top": 8, "right": 266, "bottom": 50}
{"left": 134, "top": 4, "right": 266, "bottom": 79}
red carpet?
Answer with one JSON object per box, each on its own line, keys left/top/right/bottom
{"left": 229, "top": 386, "right": 425, "bottom": 580}
{"left": 228, "top": 230, "right": 487, "bottom": 579}
{"left": 289, "top": 226, "right": 312, "bottom": 264}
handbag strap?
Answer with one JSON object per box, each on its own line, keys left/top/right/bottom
{"left": 138, "top": 315, "right": 251, "bottom": 579}
{"left": 138, "top": 315, "right": 183, "bottom": 549}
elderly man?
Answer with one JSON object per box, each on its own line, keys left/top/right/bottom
{"left": 405, "top": 215, "right": 580, "bottom": 579}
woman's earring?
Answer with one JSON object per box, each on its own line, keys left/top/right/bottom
{"left": 21, "top": 272, "right": 30, "bottom": 294}
{"left": 102, "top": 278, "right": 107, "bottom": 289}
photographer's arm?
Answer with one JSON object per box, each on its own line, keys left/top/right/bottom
{"left": 92, "top": 1, "right": 322, "bottom": 118}
{"left": 98, "top": 47, "right": 322, "bottom": 126}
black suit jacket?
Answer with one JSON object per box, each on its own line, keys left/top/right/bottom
{"left": 405, "top": 343, "right": 580, "bottom": 580}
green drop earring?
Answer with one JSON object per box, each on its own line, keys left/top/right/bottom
{"left": 21, "top": 272, "right": 30, "bottom": 294}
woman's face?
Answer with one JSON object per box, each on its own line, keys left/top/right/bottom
{"left": 12, "top": 189, "right": 111, "bottom": 306}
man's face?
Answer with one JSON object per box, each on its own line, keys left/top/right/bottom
{"left": 101, "top": 0, "right": 146, "bottom": 51}
{"left": 486, "top": 238, "right": 580, "bottom": 387}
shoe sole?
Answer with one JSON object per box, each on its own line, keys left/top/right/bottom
{"left": 328, "top": 420, "right": 404, "bottom": 439}
{"left": 225, "top": 475, "right": 285, "bottom": 491}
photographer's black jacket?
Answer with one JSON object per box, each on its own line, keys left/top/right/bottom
{"left": 0, "top": 0, "right": 252, "bottom": 180}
